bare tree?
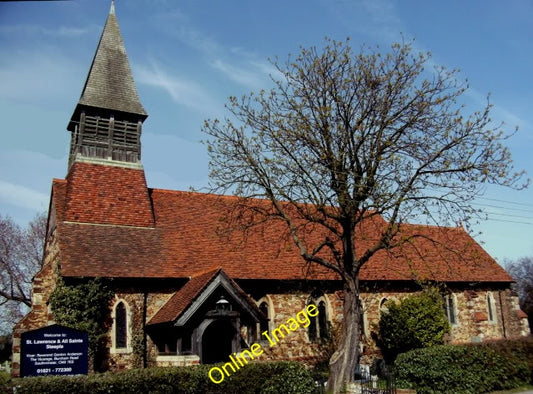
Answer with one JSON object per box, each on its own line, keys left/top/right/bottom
{"left": 506, "top": 257, "right": 533, "bottom": 331}
{"left": 0, "top": 212, "right": 47, "bottom": 334}
{"left": 202, "top": 39, "right": 526, "bottom": 392}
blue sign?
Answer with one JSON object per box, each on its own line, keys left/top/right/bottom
{"left": 20, "top": 324, "right": 88, "bottom": 377}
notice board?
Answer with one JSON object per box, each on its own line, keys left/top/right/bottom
{"left": 20, "top": 324, "right": 88, "bottom": 377}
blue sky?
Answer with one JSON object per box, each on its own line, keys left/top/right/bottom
{"left": 1, "top": 0, "right": 532, "bottom": 263}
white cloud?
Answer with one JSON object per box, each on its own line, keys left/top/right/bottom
{"left": 0, "top": 150, "right": 65, "bottom": 207}
{"left": 134, "top": 62, "right": 219, "bottom": 113}
{"left": 210, "top": 59, "right": 266, "bottom": 90}
{"left": 142, "top": 132, "right": 209, "bottom": 191}
{"left": 152, "top": 10, "right": 274, "bottom": 91}
{"left": 360, "top": 0, "right": 402, "bottom": 39}
{"left": 155, "top": 10, "right": 221, "bottom": 57}
{"left": 178, "top": 25, "right": 220, "bottom": 57}
{"left": 53, "top": 26, "right": 97, "bottom": 37}
{"left": 493, "top": 104, "right": 528, "bottom": 131}
{"left": 0, "top": 180, "right": 48, "bottom": 212}
{"left": 250, "top": 61, "right": 284, "bottom": 82}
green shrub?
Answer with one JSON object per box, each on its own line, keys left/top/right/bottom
{"left": 48, "top": 277, "right": 114, "bottom": 372}
{"left": 395, "top": 343, "right": 530, "bottom": 394}
{"left": 11, "top": 361, "right": 317, "bottom": 394}
{"left": 478, "top": 336, "right": 533, "bottom": 383}
{"left": 310, "top": 360, "right": 329, "bottom": 385}
{"left": 378, "top": 287, "right": 450, "bottom": 361}
{"left": 260, "top": 362, "right": 316, "bottom": 394}
{"left": 0, "top": 371, "right": 11, "bottom": 394}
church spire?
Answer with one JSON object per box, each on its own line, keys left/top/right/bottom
{"left": 67, "top": 2, "right": 148, "bottom": 168}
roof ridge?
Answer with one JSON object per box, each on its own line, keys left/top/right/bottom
{"left": 62, "top": 221, "right": 156, "bottom": 230}
{"left": 149, "top": 188, "right": 467, "bottom": 231}
{"left": 150, "top": 188, "right": 239, "bottom": 200}
{"left": 400, "top": 222, "right": 467, "bottom": 232}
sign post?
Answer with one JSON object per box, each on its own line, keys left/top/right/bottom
{"left": 20, "top": 325, "right": 88, "bottom": 377}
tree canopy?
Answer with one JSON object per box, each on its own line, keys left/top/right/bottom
{"left": 0, "top": 212, "right": 46, "bottom": 334}
{"left": 203, "top": 38, "right": 526, "bottom": 391}
{"left": 506, "top": 257, "right": 533, "bottom": 330}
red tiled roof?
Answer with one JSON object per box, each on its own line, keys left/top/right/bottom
{"left": 148, "top": 268, "right": 265, "bottom": 325}
{"left": 58, "top": 223, "right": 164, "bottom": 277}
{"left": 64, "top": 162, "right": 154, "bottom": 227}
{"left": 148, "top": 269, "right": 220, "bottom": 325}
{"left": 359, "top": 224, "right": 513, "bottom": 283}
{"left": 51, "top": 168, "right": 513, "bottom": 283}
{"left": 51, "top": 178, "right": 68, "bottom": 222}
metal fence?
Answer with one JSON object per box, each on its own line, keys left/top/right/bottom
{"left": 313, "top": 363, "right": 396, "bottom": 394}
{"left": 356, "top": 364, "right": 396, "bottom": 394}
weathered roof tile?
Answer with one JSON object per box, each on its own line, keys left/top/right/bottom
{"left": 51, "top": 170, "right": 513, "bottom": 283}
{"left": 64, "top": 162, "right": 154, "bottom": 227}
{"left": 148, "top": 269, "right": 220, "bottom": 325}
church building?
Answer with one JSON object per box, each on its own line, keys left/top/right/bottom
{"left": 12, "top": 3, "right": 529, "bottom": 377}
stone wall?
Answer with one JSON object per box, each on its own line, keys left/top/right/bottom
{"left": 13, "top": 251, "right": 530, "bottom": 376}
{"left": 105, "top": 289, "right": 343, "bottom": 369}
{"left": 108, "top": 289, "right": 178, "bottom": 370}
{"left": 357, "top": 286, "right": 530, "bottom": 364}
{"left": 500, "top": 288, "right": 531, "bottom": 338}
{"left": 203, "top": 286, "right": 528, "bottom": 367}
{"left": 252, "top": 292, "right": 341, "bottom": 364}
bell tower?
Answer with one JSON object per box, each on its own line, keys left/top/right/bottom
{"left": 63, "top": 1, "right": 154, "bottom": 228}
{"left": 67, "top": 1, "right": 148, "bottom": 169}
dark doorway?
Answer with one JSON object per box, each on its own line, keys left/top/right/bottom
{"left": 202, "top": 320, "right": 235, "bottom": 364}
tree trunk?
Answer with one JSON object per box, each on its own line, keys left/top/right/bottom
{"left": 327, "top": 277, "right": 362, "bottom": 393}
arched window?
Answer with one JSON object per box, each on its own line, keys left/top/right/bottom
{"left": 256, "top": 296, "right": 273, "bottom": 341}
{"left": 115, "top": 301, "right": 127, "bottom": 348}
{"left": 308, "top": 294, "right": 330, "bottom": 342}
{"left": 318, "top": 300, "right": 328, "bottom": 338}
{"left": 379, "top": 298, "right": 389, "bottom": 315}
{"left": 444, "top": 294, "right": 457, "bottom": 325}
{"left": 259, "top": 301, "right": 269, "bottom": 334}
{"left": 111, "top": 299, "right": 131, "bottom": 353}
{"left": 487, "top": 292, "right": 497, "bottom": 323}
{"left": 308, "top": 307, "right": 318, "bottom": 341}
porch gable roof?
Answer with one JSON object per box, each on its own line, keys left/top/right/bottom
{"left": 148, "top": 268, "right": 264, "bottom": 326}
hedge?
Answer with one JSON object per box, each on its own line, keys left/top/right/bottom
{"left": 478, "top": 336, "right": 533, "bottom": 383}
{"left": 0, "top": 371, "right": 11, "bottom": 394}
{"left": 11, "top": 361, "right": 317, "bottom": 394}
{"left": 395, "top": 340, "right": 530, "bottom": 394}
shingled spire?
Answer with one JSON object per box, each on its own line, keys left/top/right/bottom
{"left": 67, "top": 1, "right": 148, "bottom": 168}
